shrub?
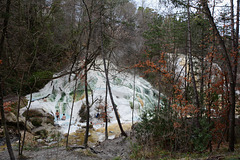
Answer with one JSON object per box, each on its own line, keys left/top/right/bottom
{"left": 134, "top": 106, "right": 212, "bottom": 152}
{"left": 192, "top": 117, "right": 212, "bottom": 152}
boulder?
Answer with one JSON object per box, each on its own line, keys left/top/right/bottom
{"left": 32, "top": 126, "right": 48, "bottom": 138}
{"left": 22, "top": 108, "right": 54, "bottom": 128}
{"left": 0, "top": 111, "right": 34, "bottom": 132}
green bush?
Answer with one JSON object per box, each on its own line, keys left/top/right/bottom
{"left": 134, "top": 105, "right": 212, "bottom": 152}
{"left": 134, "top": 106, "right": 174, "bottom": 149}
{"left": 192, "top": 117, "right": 212, "bottom": 152}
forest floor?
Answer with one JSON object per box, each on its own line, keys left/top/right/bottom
{"left": 1, "top": 132, "right": 240, "bottom": 160}
{"left": 0, "top": 132, "right": 133, "bottom": 160}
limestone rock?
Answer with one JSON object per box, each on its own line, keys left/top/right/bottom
{"left": 22, "top": 108, "right": 54, "bottom": 128}
{"left": 0, "top": 111, "right": 34, "bottom": 132}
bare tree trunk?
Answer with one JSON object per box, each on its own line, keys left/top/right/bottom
{"left": 82, "top": 0, "right": 92, "bottom": 148}
{"left": 0, "top": 0, "right": 15, "bottom": 159}
{"left": 187, "top": 0, "right": 200, "bottom": 126}
{"left": 157, "top": 73, "right": 161, "bottom": 112}
{"left": 207, "top": 54, "right": 214, "bottom": 152}
{"left": 20, "top": 80, "right": 35, "bottom": 156}
{"left": 0, "top": 81, "right": 15, "bottom": 160}
{"left": 103, "top": 58, "right": 127, "bottom": 137}
{"left": 84, "top": 58, "right": 90, "bottom": 148}
{"left": 105, "top": 78, "right": 108, "bottom": 140}
{"left": 66, "top": 78, "right": 78, "bottom": 148}
{"left": 17, "top": 74, "right": 24, "bottom": 155}
{"left": 206, "top": 3, "right": 216, "bottom": 151}
{"left": 132, "top": 66, "right": 136, "bottom": 125}
{"left": 236, "top": 0, "right": 239, "bottom": 50}
{"left": 184, "top": 47, "right": 188, "bottom": 101}
{"left": 99, "top": 0, "right": 109, "bottom": 140}
{"left": 229, "top": 0, "right": 236, "bottom": 150}
{"left": 200, "top": 0, "right": 237, "bottom": 151}
{"left": 200, "top": 28, "right": 205, "bottom": 116}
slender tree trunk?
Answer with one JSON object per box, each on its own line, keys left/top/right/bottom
{"left": 132, "top": 66, "right": 136, "bottom": 125}
{"left": 103, "top": 58, "right": 127, "bottom": 137}
{"left": 200, "top": 0, "right": 237, "bottom": 151}
{"left": 105, "top": 78, "right": 108, "bottom": 140}
{"left": 20, "top": 88, "right": 34, "bottom": 155}
{"left": 207, "top": 54, "right": 214, "bottom": 152}
{"left": 229, "top": 0, "right": 238, "bottom": 151}
{"left": 236, "top": 0, "right": 239, "bottom": 50}
{"left": 200, "top": 28, "right": 205, "bottom": 117}
{"left": 187, "top": 0, "right": 200, "bottom": 126}
{"left": 184, "top": 47, "right": 188, "bottom": 101}
{"left": 82, "top": 0, "right": 92, "bottom": 148}
{"left": 66, "top": 78, "right": 78, "bottom": 148}
{"left": 0, "top": 0, "right": 15, "bottom": 159}
{"left": 17, "top": 74, "right": 24, "bottom": 155}
{"left": 157, "top": 73, "right": 161, "bottom": 111}
{"left": 84, "top": 59, "right": 90, "bottom": 147}
{"left": 0, "top": 81, "right": 15, "bottom": 160}
{"left": 206, "top": 3, "right": 216, "bottom": 150}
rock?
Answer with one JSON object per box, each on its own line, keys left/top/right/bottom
{"left": 48, "top": 141, "right": 58, "bottom": 146}
{"left": 37, "top": 139, "right": 44, "bottom": 143}
{"left": 76, "top": 129, "right": 84, "bottom": 133}
{"left": 22, "top": 108, "right": 54, "bottom": 127}
{"left": 30, "top": 117, "right": 42, "bottom": 127}
{"left": 34, "top": 135, "right": 41, "bottom": 139}
{"left": 0, "top": 111, "right": 34, "bottom": 132}
{"left": 32, "top": 126, "right": 48, "bottom": 138}
{"left": 20, "top": 131, "right": 36, "bottom": 145}
{"left": 3, "top": 112, "right": 17, "bottom": 122}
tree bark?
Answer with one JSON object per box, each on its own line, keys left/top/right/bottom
{"left": 66, "top": 78, "right": 78, "bottom": 148}
{"left": 187, "top": 0, "right": 200, "bottom": 126}
{"left": 83, "top": 57, "right": 90, "bottom": 148}
{"left": 132, "top": 66, "right": 136, "bottom": 125}
{"left": 0, "top": 0, "right": 15, "bottom": 159}
{"left": 103, "top": 58, "right": 127, "bottom": 137}
{"left": 20, "top": 80, "right": 35, "bottom": 156}
{"left": 82, "top": 0, "right": 92, "bottom": 148}
{"left": 200, "top": 0, "right": 237, "bottom": 151}
{"left": 17, "top": 74, "right": 24, "bottom": 155}
{"left": 0, "top": 81, "right": 15, "bottom": 160}
{"left": 105, "top": 78, "right": 108, "bottom": 140}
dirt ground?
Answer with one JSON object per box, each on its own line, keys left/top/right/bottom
{"left": 0, "top": 133, "right": 133, "bottom": 160}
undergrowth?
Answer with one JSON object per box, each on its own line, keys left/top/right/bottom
{"left": 129, "top": 142, "right": 240, "bottom": 160}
